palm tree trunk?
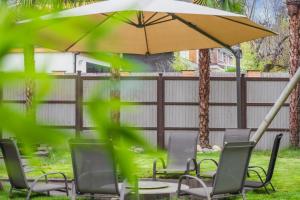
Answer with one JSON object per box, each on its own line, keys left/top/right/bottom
{"left": 110, "top": 66, "right": 120, "bottom": 125}
{"left": 287, "top": 0, "right": 300, "bottom": 147}
{"left": 24, "top": 45, "right": 36, "bottom": 118}
{"left": 199, "top": 49, "right": 211, "bottom": 148}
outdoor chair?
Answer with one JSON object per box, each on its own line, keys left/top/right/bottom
{"left": 245, "top": 133, "right": 283, "bottom": 194}
{"left": 178, "top": 141, "right": 255, "bottom": 200}
{"left": 0, "top": 139, "right": 69, "bottom": 200}
{"left": 198, "top": 128, "right": 251, "bottom": 178}
{"left": 69, "top": 139, "right": 127, "bottom": 200}
{"left": 152, "top": 132, "right": 198, "bottom": 180}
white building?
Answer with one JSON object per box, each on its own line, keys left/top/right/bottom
{"left": 1, "top": 49, "right": 110, "bottom": 73}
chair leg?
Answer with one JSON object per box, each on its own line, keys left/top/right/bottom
{"left": 65, "top": 180, "right": 69, "bottom": 196}
{"left": 242, "top": 190, "right": 247, "bottom": 200}
{"left": 71, "top": 181, "right": 76, "bottom": 200}
{"left": 91, "top": 193, "right": 95, "bottom": 199}
{"left": 8, "top": 187, "right": 13, "bottom": 198}
{"left": 270, "top": 182, "right": 276, "bottom": 192}
{"left": 26, "top": 189, "right": 32, "bottom": 200}
{"left": 263, "top": 185, "right": 270, "bottom": 194}
{"left": 152, "top": 170, "right": 156, "bottom": 181}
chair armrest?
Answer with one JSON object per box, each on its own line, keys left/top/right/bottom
{"left": 197, "top": 159, "right": 218, "bottom": 177}
{"left": 247, "top": 169, "right": 265, "bottom": 184}
{"left": 30, "top": 172, "right": 68, "bottom": 188}
{"left": 186, "top": 158, "right": 197, "bottom": 172}
{"left": 248, "top": 165, "right": 267, "bottom": 177}
{"left": 178, "top": 175, "right": 210, "bottom": 198}
{"left": 153, "top": 157, "right": 166, "bottom": 171}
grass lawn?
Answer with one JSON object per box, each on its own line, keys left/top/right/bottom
{"left": 0, "top": 148, "right": 299, "bottom": 199}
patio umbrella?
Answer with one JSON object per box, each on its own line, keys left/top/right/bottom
{"left": 34, "top": 0, "right": 275, "bottom": 54}
{"left": 29, "top": 0, "right": 281, "bottom": 144}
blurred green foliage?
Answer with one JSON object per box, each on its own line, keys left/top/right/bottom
{"left": 0, "top": 1, "right": 156, "bottom": 192}
{"left": 172, "top": 52, "right": 193, "bottom": 72}
{"left": 241, "top": 42, "right": 266, "bottom": 71}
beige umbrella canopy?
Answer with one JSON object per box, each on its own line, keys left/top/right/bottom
{"left": 35, "top": 0, "right": 275, "bottom": 54}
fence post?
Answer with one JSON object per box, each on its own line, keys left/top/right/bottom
{"left": 75, "top": 71, "right": 83, "bottom": 138}
{"left": 241, "top": 74, "right": 247, "bottom": 128}
{"left": 157, "top": 73, "right": 165, "bottom": 149}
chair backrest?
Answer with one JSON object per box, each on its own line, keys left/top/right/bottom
{"left": 223, "top": 129, "right": 251, "bottom": 144}
{"left": 69, "top": 139, "right": 119, "bottom": 195}
{"left": 212, "top": 141, "right": 255, "bottom": 196}
{"left": 265, "top": 133, "right": 283, "bottom": 183}
{"left": 0, "top": 139, "right": 28, "bottom": 189}
{"left": 167, "top": 132, "right": 198, "bottom": 170}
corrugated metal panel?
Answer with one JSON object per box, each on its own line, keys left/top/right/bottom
{"left": 165, "top": 105, "right": 198, "bottom": 127}
{"left": 209, "top": 131, "right": 224, "bottom": 147}
{"left": 165, "top": 80, "right": 198, "bottom": 102}
{"left": 3, "top": 80, "right": 26, "bottom": 100}
{"left": 140, "top": 130, "right": 157, "bottom": 147}
{"left": 83, "top": 80, "right": 110, "bottom": 101}
{"left": 250, "top": 131, "right": 290, "bottom": 150}
{"left": 37, "top": 104, "right": 75, "bottom": 125}
{"left": 164, "top": 80, "right": 236, "bottom": 103}
{"left": 121, "top": 105, "right": 157, "bottom": 127}
{"left": 39, "top": 79, "right": 76, "bottom": 101}
{"left": 165, "top": 105, "right": 237, "bottom": 128}
{"left": 247, "top": 81, "right": 289, "bottom": 103}
{"left": 210, "top": 80, "right": 236, "bottom": 103}
{"left": 247, "top": 106, "right": 288, "bottom": 128}
{"left": 260, "top": 73, "right": 289, "bottom": 78}
{"left": 121, "top": 80, "right": 157, "bottom": 102}
{"left": 209, "top": 106, "right": 237, "bottom": 128}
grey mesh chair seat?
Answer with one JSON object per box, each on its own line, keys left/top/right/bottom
{"left": 200, "top": 170, "right": 216, "bottom": 178}
{"left": 180, "top": 187, "right": 213, "bottom": 197}
{"left": 178, "top": 142, "right": 255, "bottom": 200}
{"left": 244, "top": 180, "right": 264, "bottom": 188}
{"left": 0, "top": 139, "right": 69, "bottom": 200}
{"left": 198, "top": 129, "right": 251, "bottom": 178}
{"left": 29, "top": 182, "right": 66, "bottom": 192}
{"left": 153, "top": 132, "right": 199, "bottom": 180}
{"left": 245, "top": 133, "right": 283, "bottom": 194}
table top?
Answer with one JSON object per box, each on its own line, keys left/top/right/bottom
{"left": 121, "top": 180, "right": 189, "bottom": 195}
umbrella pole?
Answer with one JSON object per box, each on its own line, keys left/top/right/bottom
{"left": 251, "top": 67, "right": 300, "bottom": 144}
{"left": 233, "top": 48, "right": 243, "bottom": 128}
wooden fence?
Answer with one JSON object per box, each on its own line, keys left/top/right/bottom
{"left": 1, "top": 72, "right": 292, "bottom": 150}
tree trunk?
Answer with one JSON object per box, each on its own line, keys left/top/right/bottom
{"left": 110, "top": 66, "right": 120, "bottom": 125}
{"left": 199, "top": 49, "right": 211, "bottom": 148}
{"left": 24, "top": 45, "right": 36, "bottom": 118}
{"left": 287, "top": 0, "right": 300, "bottom": 147}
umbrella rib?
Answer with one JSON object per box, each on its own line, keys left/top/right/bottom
{"left": 146, "top": 18, "right": 175, "bottom": 27}
{"left": 145, "top": 14, "right": 171, "bottom": 26}
{"left": 142, "top": 13, "right": 150, "bottom": 54}
{"left": 169, "top": 13, "right": 232, "bottom": 50}
{"left": 216, "top": 16, "right": 276, "bottom": 35}
{"left": 64, "top": 13, "right": 115, "bottom": 52}
{"left": 102, "top": 13, "right": 137, "bottom": 27}
{"left": 144, "top": 12, "right": 158, "bottom": 24}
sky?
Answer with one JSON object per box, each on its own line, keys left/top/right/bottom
{"left": 248, "top": 0, "right": 286, "bottom": 24}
